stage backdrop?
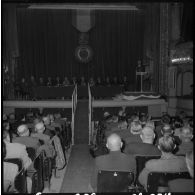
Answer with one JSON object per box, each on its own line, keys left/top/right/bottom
{"left": 17, "top": 8, "right": 144, "bottom": 83}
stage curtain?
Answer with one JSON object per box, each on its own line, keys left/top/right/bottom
{"left": 17, "top": 8, "right": 77, "bottom": 80}
{"left": 17, "top": 8, "right": 144, "bottom": 85}
{"left": 90, "top": 10, "right": 145, "bottom": 83}
{"left": 143, "top": 3, "right": 160, "bottom": 92}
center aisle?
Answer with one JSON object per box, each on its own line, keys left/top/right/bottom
{"left": 60, "top": 144, "right": 95, "bottom": 193}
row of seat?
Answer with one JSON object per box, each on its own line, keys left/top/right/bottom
{"left": 97, "top": 170, "right": 190, "bottom": 192}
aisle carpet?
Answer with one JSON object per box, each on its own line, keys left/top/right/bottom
{"left": 60, "top": 144, "right": 95, "bottom": 193}
{"left": 74, "top": 100, "right": 89, "bottom": 144}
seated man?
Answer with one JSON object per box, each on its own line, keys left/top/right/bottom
{"left": 138, "top": 135, "right": 188, "bottom": 190}
{"left": 90, "top": 133, "right": 136, "bottom": 192}
{"left": 3, "top": 141, "right": 19, "bottom": 192}
{"left": 42, "top": 115, "right": 55, "bottom": 136}
{"left": 124, "top": 126, "right": 161, "bottom": 156}
{"left": 62, "top": 76, "right": 70, "bottom": 86}
{"left": 3, "top": 128, "right": 32, "bottom": 170}
{"left": 168, "top": 151, "right": 194, "bottom": 192}
{"left": 176, "top": 126, "right": 193, "bottom": 155}
{"left": 12, "top": 124, "right": 41, "bottom": 151}
{"left": 31, "top": 122, "right": 51, "bottom": 143}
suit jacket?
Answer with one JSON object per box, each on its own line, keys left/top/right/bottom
{"left": 91, "top": 151, "right": 136, "bottom": 192}
{"left": 138, "top": 154, "right": 188, "bottom": 190}
{"left": 12, "top": 136, "right": 41, "bottom": 150}
{"left": 168, "top": 178, "right": 194, "bottom": 192}
{"left": 5, "top": 141, "right": 32, "bottom": 170}
{"left": 31, "top": 133, "right": 50, "bottom": 143}
{"left": 124, "top": 134, "right": 142, "bottom": 145}
{"left": 124, "top": 142, "right": 161, "bottom": 156}
{"left": 176, "top": 141, "right": 193, "bottom": 155}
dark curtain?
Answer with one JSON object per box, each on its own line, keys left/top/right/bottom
{"left": 90, "top": 10, "right": 144, "bottom": 82}
{"left": 17, "top": 8, "right": 77, "bottom": 80}
{"left": 181, "top": 2, "right": 193, "bottom": 42}
{"left": 17, "top": 8, "right": 144, "bottom": 84}
{"left": 143, "top": 4, "right": 160, "bottom": 92}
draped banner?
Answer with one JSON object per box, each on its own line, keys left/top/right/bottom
{"left": 72, "top": 9, "right": 95, "bottom": 32}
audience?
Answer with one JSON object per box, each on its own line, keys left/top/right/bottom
{"left": 90, "top": 133, "right": 136, "bottom": 192}
{"left": 168, "top": 151, "right": 194, "bottom": 192}
{"left": 124, "top": 126, "right": 161, "bottom": 156}
{"left": 138, "top": 135, "right": 188, "bottom": 190}
{"left": 62, "top": 77, "right": 70, "bottom": 86}
{"left": 12, "top": 124, "right": 41, "bottom": 151}
{"left": 176, "top": 126, "right": 193, "bottom": 155}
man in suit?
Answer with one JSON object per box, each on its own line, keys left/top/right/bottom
{"left": 91, "top": 133, "right": 136, "bottom": 192}
{"left": 168, "top": 151, "right": 194, "bottom": 192}
{"left": 31, "top": 122, "right": 51, "bottom": 143}
{"left": 12, "top": 124, "right": 41, "bottom": 151}
{"left": 124, "top": 126, "right": 161, "bottom": 156}
{"left": 176, "top": 126, "right": 193, "bottom": 155}
{"left": 138, "top": 135, "right": 188, "bottom": 190}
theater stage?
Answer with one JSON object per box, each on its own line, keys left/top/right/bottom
{"left": 3, "top": 100, "right": 73, "bottom": 114}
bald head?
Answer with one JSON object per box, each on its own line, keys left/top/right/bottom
{"left": 106, "top": 133, "right": 122, "bottom": 151}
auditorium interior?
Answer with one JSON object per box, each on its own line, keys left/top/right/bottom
{"left": 2, "top": 1, "right": 193, "bottom": 193}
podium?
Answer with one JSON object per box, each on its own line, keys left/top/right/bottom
{"left": 136, "top": 71, "right": 147, "bottom": 92}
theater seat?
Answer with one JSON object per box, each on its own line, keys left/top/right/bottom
{"left": 135, "top": 155, "right": 161, "bottom": 185}
{"left": 147, "top": 171, "right": 191, "bottom": 192}
{"left": 14, "top": 168, "right": 27, "bottom": 193}
{"left": 97, "top": 170, "right": 134, "bottom": 192}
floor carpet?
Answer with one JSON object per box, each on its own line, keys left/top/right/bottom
{"left": 60, "top": 144, "right": 95, "bottom": 193}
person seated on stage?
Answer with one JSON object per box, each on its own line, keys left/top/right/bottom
{"left": 138, "top": 135, "right": 188, "bottom": 190}
{"left": 62, "top": 76, "right": 70, "bottom": 86}
{"left": 121, "top": 76, "right": 129, "bottom": 91}
{"left": 12, "top": 124, "right": 41, "bottom": 151}
{"left": 80, "top": 76, "right": 87, "bottom": 86}
{"left": 124, "top": 126, "right": 161, "bottom": 156}
{"left": 72, "top": 76, "right": 77, "bottom": 85}
{"left": 112, "top": 76, "right": 118, "bottom": 85}
{"left": 46, "top": 77, "right": 52, "bottom": 87}
{"left": 89, "top": 77, "right": 95, "bottom": 87}
{"left": 105, "top": 76, "right": 111, "bottom": 86}
{"left": 55, "top": 76, "right": 61, "bottom": 87}
{"left": 96, "top": 76, "right": 102, "bottom": 86}
{"left": 168, "top": 150, "right": 194, "bottom": 192}
{"left": 28, "top": 75, "right": 37, "bottom": 99}
{"left": 31, "top": 122, "right": 51, "bottom": 143}
{"left": 90, "top": 133, "right": 136, "bottom": 192}
{"left": 29, "top": 75, "right": 37, "bottom": 87}
{"left": 38, "top": 77, "right": 44, "bottom": 86}
{"left": 19, "top": 77, "right": 29, "bottom": 99}
{"left": 176, "top": 126, "right": 193, "bottom": 155}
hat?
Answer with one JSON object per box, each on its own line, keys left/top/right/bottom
{"left": 141, "top": 126, "right": 155, "bottom": 139}
{"left": 17, "top": 125, "right": 29, "bottom": 136}
{"left": 130, "top": 121, "right": 142, "bottom": 134}
{"left": 35, "top": 122, "right": 45, "bottom": 133}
